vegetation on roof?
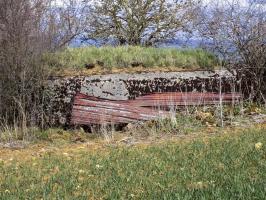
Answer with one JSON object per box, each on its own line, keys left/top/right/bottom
{"left": 43, "top": 46, "right": 219, "bottom": 73}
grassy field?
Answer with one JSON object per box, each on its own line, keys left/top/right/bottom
{"left": 0, "top": 126, "right": 265, "bottom": 199}
{"left": 43, "top": 46, "right": 218, "bottom": 75}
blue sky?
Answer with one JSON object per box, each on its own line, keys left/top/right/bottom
{"left": 204, "top": 0, "right": 266, "bottom": 6}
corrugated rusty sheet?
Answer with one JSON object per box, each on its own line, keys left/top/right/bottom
{"left": 71, "top": 92, "right": 242, "bottom": 125}
{"left": 71, "top": 93, "right": 170, "bottom": 125}
{"left": 130, "top": 92, "right": 242, "bottom": 107}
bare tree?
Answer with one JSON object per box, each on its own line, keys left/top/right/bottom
{"left": 85, "top": 0, "right": 201, "bottom": 46}
{"left": 0, "top": 0, "right": 87, "bottom": 130}
{"left": 44, "top": 0, "right": 89, "bottom": 50}
{"left": 197, "top": 0, "right": 266, "bottom": 101}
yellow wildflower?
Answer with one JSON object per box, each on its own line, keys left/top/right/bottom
{"left": 96, "top": 164, "right": 103, "bottom": 169}
{"left": 5, "top": 189, "right": 10, "bottom": 193}
{"left": 196, "top": 182, "right": 204, "bottom": 188}
{"left": 255, "top": 142, "right": 263, "bottom": 150}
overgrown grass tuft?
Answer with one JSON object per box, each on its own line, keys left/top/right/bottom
{"left": 126, "top": 113, "right": 203, "bottom": 137}
{"left": 1, "top": 127, "right": 266, "bottom": 199}
{"left": 43, "top": 46, "right": 219, "bottom": 70}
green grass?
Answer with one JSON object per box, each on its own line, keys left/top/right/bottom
{"left": 43, "top": 46, "right": 219, "bottom": 70}
{"left": 1, "top": 128, "right": 266, "bottom": 199}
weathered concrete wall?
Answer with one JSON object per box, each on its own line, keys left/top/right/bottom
{"left": 46, "top": 70, "right": 238, "bottom": 126}
{"left": 81, "top": 70, "right": 236, "bottom": 100}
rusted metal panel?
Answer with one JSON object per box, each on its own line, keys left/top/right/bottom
{"left": 71, "top": 93, "right": 170, "bottom": 125}
{"left": 128, "top": 92, "right": 242, "bottom": 107}
{"left": 71, "top": 92, "right": 242, "bottom": 125}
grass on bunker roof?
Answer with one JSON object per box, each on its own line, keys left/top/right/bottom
{"left": 42, "top": 46, "right": 219, "bottom": 76}
{"left": 0, "top": 125, "right": 266, "bottom": 199}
